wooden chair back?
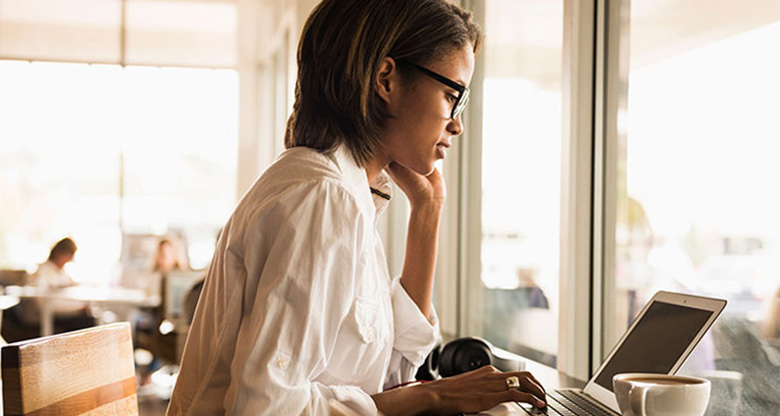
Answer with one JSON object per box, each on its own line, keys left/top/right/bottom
{"left": 2, "top": 322, "right": 138, "bottom": 416}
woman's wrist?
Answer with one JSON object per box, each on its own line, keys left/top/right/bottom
{"left": 418, "top": 381, "right": 442, "bottom": 413}
{"left": 402, "top": 382, "right": 440, "bottom": 414}
{"left": 409, "top": 199, "right": 444, "bottom": 218}
{"left": 372, "top": 382, "right": 439, "bottom": 416}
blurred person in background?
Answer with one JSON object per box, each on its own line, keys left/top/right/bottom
{"left": 150, "top": 237, "right": 188, "bottom": 313}
{"left": 153, "top": 238, "right": 185, "bottom": 275}
{"left": 135, "top": 237, "right": 189, "bottom": 375}
{"left": 19, "top": 237, "right": 95, "bottom": 332}
{"left": 27, "top": 237, "right": 78, "bottom": 288}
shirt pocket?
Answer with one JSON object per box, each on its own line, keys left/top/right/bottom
{"left": 354, "top": 296, "right": 381, "bottom": 343}
{"left": 323, "top": 295, "right": 391, "bottom": 384}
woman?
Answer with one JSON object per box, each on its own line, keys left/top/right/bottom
{"left": 28, "top": 237, "right": 78, "bottom": 289}
{"left": 20, "top": 237, "right": 95, "bottom": 332}
{"left": 168, "top": 0, "right": 546, "bottom": 414}
{"left": 153, "top": 238, "right": 185, "bottom": 274}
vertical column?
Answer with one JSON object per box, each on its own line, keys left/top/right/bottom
{"left": 558, "top": 0, "right": 596, "bottom": 380}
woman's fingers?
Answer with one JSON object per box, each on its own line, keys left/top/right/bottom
{"left": 386, "top": 161, "right": 446, "bottom": 204}
{"left": 386, "top": 162, "right": 425, "bottom": 196}
{"left": 482, "top": 389, "right": 545, "bottom": 410}
{"left": 426, "top": 367, "right": 550, "bottom": 414}
{"left": 386, "top": 161, "right": 412, "bottom": 182}
{"left": 508, "top": 390, "right": 548, "bottom": 409}
{"left": 519, "top": 375, "right": 547, "bottom": 405}
{"left": 527, "top": 372, "right": 546, "bottom": 394}
{"left": 498, "top": 370, "right": 547, "bottom": 406}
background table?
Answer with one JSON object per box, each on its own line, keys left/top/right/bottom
{"left": 4, "top": 285, "right": 159, "bottom": 337}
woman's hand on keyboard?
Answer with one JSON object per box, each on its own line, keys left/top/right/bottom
{"left": 422, "top": 365, "right": 547, "bottom": 415}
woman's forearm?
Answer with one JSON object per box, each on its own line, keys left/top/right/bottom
{"left": 372, "top": 383, "right": 437, "bottom": 416}
{"left": 399, "top": 201, "right": 444, "bottom": 320}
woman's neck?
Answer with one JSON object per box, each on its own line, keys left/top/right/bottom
{"left": 364, "top": 155, "right": 389, "bottom": 184}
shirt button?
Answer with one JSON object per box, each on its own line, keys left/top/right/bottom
{"left": 276, "top": 357, "right": 289, "bottom": 369}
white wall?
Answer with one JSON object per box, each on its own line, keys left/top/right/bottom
{"left": 236, "top": 0, "right": 318, "bottom": 196}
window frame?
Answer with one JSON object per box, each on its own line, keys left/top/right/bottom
{"left": 449, "top": 0, "right": 608, "bottom": 381}
{"left": 593, "top": 0, "right": 630, "bottom": 370}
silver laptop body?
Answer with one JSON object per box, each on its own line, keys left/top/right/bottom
{"left": 512, "top": 291, "right": 727, "bottom": 415}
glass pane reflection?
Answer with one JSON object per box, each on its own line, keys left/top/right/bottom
{"left": 614, "top": 2, "right": 780, "bottom": 414}
{"left": 479, "top": 0, "right": 563, "bottom": 367}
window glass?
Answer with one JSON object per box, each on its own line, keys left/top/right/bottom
{"left": 613, "top": 3, "right": 780, "bottom": 414}
{"left": 0, "top": 61, "right": 237, "bottom": 283}
{"left": 118, "top": 65, "right": 238, "bottom": 271}
{"left": 478, "top": 0, "right": 563, "bottom": 366}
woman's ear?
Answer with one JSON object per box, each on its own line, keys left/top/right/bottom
{"left": 375, "top": 56, "right": 397, "bottom": 105}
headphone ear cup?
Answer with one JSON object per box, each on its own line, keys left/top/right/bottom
{"left": 415, "top": 343, "right": 441, "bottom": 381}
{"left": 438, "top": 337, "right": 492, "bottom": 377}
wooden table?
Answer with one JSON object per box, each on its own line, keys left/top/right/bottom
{"left": 3, "top": 285, "right": 159, "bottom": 337}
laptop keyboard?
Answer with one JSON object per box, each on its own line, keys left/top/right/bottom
{"left": 518, "top": 390, "right": 617, "bottom": 416}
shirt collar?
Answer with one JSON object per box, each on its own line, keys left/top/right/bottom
{"left": 330, "top": 145, "right": 393, "bottom": 220}
{"left": 370, "top": 172, "right": 392, "bottom": 218}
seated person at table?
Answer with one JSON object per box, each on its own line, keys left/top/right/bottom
{"left": 135, "top": 238, "right": 188, "bottom": 369}
{"left": 27, "top": 237, "right": 79, "bottom": 289}
{"left": 123, "top": 237, "right": 186, "bottom": 297}
{"left": 153, "top": 238, "right": 185, "bottom": 274}
{"left": 18, "top": 237, "right": 95, "bottom": 332}
{"left": 145, "top": 237, "right": 187, "bottom": 315}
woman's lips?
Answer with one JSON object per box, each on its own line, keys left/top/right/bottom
{"left": 436, "top": 143, "right": 447, "bottom": 159}
{"left": 436, "top": 142, "right": 450, "bottom": 159}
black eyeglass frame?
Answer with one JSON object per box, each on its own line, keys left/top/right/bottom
{"left": 395, "top": 60, "right": 470, "bottom": 120}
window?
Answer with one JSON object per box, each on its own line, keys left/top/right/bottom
{"left": 474, "top": 0, "right": 563, "bottom": 366}
{"left": 609, "top": 2, "right": 780, "bottom": 413}
{"left": 0, "top": 61, "right": 238, "bottom": 282}
{"left": 0, "top": 0, "right": 236, "bottom": 68}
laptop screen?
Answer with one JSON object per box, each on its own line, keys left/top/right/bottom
{"left": 593, "top": 300, "right": 714, "bottom": 391}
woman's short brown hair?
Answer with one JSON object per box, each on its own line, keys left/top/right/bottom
{"left": 48, "top": 237, "right": 77, "bottom": 261}
{"left": 284, "top": 0, "right": 483, "bottom": 166}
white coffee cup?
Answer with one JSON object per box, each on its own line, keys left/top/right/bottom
{"left": 612, "top": 373, "right": 711, "bottom": 416}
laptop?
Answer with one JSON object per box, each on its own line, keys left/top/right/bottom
{"left": 511, "top": 291, "right": 727, "bottom": 415}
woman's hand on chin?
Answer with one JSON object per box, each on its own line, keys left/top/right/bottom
{"left": 387, "top": 162, "right": 445, "bottom": 208}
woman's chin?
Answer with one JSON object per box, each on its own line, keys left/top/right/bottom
{"left": 410, "top": 162, "right": 436, "bottom": 177}
{"left": 393, "top": 160, "right": 434, "bottom": 176}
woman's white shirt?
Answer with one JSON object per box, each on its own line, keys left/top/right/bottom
{"left": 20, "top": 260, "right": 84, "bottom": 324}
{"left": 27, "top": 260, "right": 75, "bottom": 288}
{"left": 168, "top": 146, "right": 441, "bottom": 416}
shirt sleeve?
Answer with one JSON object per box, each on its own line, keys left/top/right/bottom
{"left": 385, "top": 277, "right": 442, "bottom": 387}
{"left": 227, "top": 181, "right": 379, "bottom": 416}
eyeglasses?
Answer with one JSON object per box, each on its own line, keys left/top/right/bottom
{"left": 397, "top": 60, "right": 470, "bottom": 120}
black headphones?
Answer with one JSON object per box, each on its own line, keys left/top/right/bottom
{"left": 415, "top": 337, "right": 523, "bottom": 380}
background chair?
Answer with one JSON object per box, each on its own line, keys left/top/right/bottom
{"left": 2, "top": 322, "right": 138, "bottom": 416}
{"left": 0, "top": 269, "right": 27, "bottom": 287}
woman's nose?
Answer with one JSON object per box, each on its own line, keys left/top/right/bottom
{"left": 447, "top": 114, "right": 464, "bottom": 136}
